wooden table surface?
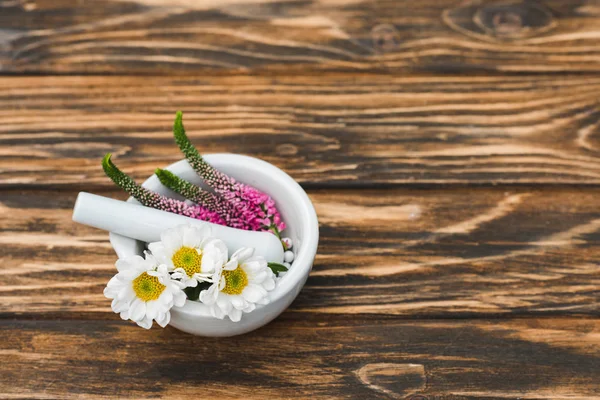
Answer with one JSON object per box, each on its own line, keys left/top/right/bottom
{"left": 1, "top": 1, "right": 599, "bottom": 398}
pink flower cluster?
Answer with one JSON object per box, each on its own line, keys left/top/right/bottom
{"left": 173, "top": 111, "right": 285, "bottom": 237}
{"left": 154, "top": 196, "right": 226, "bottom": 227}
{"left": 154, "top": 168, "right": 283, "bottom": 233}
{"left": 222, "top": 179, "right": 285, "bottom": 233}
{"left": 103, "top": 112, "right": 287, "bottom": 244}
{"left": 102, "top": 154, "right": 227, "bottom": 226}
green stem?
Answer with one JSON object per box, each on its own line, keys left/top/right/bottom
{"left": 155, "top": 168, "right": 212, "bottom": 205}
{"left": 172, "top": 111, "right": 230, "bottom": 190}
{"left": 102, "top": 153, "right": 159, "bottom": 208}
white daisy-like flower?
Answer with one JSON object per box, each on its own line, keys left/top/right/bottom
{"left": 200, "top": 247, "right": 276, "bottom": 322}
{"left": 148, "top": 224, "right": 228, "bottom": 288}
{"left": 103, "top": 253, "right": 186, "bottom": 329}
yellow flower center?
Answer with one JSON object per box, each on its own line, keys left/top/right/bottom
{"left": 172, "top": 246, "right": 202, "bottom": 277}
{"left": 221, "top": 266, "right": 248, "bottom": 295}
{"left": 132, "top": 272, "right": 165, "bottom": 302}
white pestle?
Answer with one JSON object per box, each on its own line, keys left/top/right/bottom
{"left": 72, "top": 192, "right": 284, "bottom": 263}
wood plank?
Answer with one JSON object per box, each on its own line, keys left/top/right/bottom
{"left": 3, "top": 74, "right": 600, "bottom": 187}
{"left": 1, "top": 317, "right": 599, "bottom": 399}
{"left": 2, "top": 188, "right": 599, "bottom": 317}
{"left": 1, "top": 0, "right": 599, "bottom": 74}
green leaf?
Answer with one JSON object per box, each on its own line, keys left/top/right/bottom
{"left": 183, "top": 285, "right": 201, "bottom": 301}
{"left": 267, "top": 262, "right": 288, "bottom": 275}
{"left": 101, "top": 153, "right": 151, "bottom": 202}
{"left": 183, "top": 282, "right": 211, "bottom": 301}
{"left": 155, "top": 168, "right": 203, "bottom": 201}
{"left": 173, "top": 111, "right": 198, "bottom": 162}
{"left": 172, "top": 111, "right": 225, "bottom": 189}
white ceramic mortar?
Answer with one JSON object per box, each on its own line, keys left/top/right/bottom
{"left": 108, "top": 154, "right": 319, "bottom": 336}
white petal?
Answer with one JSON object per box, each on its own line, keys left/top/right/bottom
{"left": 231, "top": 247, "right": 254, "bottom": 262}
{"left": 257, "top": 296, "right": 270, "bottom": 305}
{"left": 199, "top": 284, "right": 218, "bottom": 305}
{"left": 217, "top": 295, "right": 233, "bottom": 314}
{"left": 263, "top": 277, "right": 276, "bottom": 291}
{"left": 185, "top": 278, "right": 198, "bottom": 288}
{"left": 117, "top": 285, "right": 132, "bottom": 301}
{"left": 157, "top": 264, "right": 169, "bottom": 275}
{"left": 172, "top": 289, "right": 187, "bottom": 308}
{"left": 104, "top": 281, "right": 122, "bottom": 299}
{"left": 199, "top": 223, "right": 213, "bottom": 236}
{"left": 115, "top": 255, "right": 144, "bottom": 272}
{"left": 242, "top": 257, "right": 266, "bottom": 273}
{"left": 114, "top": 259, "right": 130, "bottom": 273}
{"left": 161, "top": 228, "right": 183, "bottom": 254}
{"left": 182, "top": 226, "right": 204, "bottom": 248}
{"left": 129, "top": 299, "right": 146, "bottom": 322}
{"left": 136, "top": 316, "right": 153, "bottom": 329}
{"left": 148, "top": 245, "right": 171, "bottom": 268}
{"left": 124, "top": 288, "right": 137, "bottom": 304}
{"left": 143, "top": 252, "right": 160, "bottom": 267}
{"left": 229, "top": 308, "right": 243, "bottom": 322}
{"left": 147, "top": 241, "right": 163, "bottom": 254}
{"left": 223, "top": 258, "right": 238, "bottom": 271}
{"left": 157, "top": 274, "right": 172, "bottom": 286}
{"left": 243, "top": 303, "right": 256, "bottom": 313}
{"left": 210, "top": 269, "right": 223, "bottom": 284}
{"left": 146, "top": 300, "right": 159, "bottom": 319}
{"left": 203, "top": 239, "right": 228, "bottom": 264}
{"left": 171, "top": 271, "right": 184, "bottom": 280}
{"left": 242, "top": 284, "right": 267, "bottom": 303}
{"left": 105, "top": 275, "right": 123, "bottom": 288}
{"left": 155, "top": 311, "right": 171, "bottom": 328}
{"left": 250, "top": 270, "right": 268, "bottom": 284}
{"left": 175, "top": 224, "right": 189, "bottom": 239}
{"left": 200, "top": 252, "right": 217, "bottom": 274}
{"left": 171, "top": 279, "right": 187, "bottom": 290}
{"left": 161, "top": 288, "right": 173, "bottom": 305}
{"left": 119, "top": 269, "right": 140, "bottom": 281}
{"left": 210, "top": 305, "right": 225, "bottom": 319}
{"left": 111, "top": 298, "right": 128, "bottom": 313}
{"left": 193, "top": 273, "right": 213, "bottom": 283}
{"left": 230, "top": 296, "right": 246, "bottom": 310}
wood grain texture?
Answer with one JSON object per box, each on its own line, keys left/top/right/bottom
{"left": 2, "top": 0, "right": 600, "bottom": 395}
{"left": 0, "top": 0, "right": 599, "bottom": 74}
{"left": 2, "top": 74, "right": 600, "bottom": 187}
{"left": 2, "top": 317, "right": 599, "bottom": 399}
{"left": 2, "top": 188, "right": 599, "bottom": 317}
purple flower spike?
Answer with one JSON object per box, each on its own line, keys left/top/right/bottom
{"left": 172, "top": 112, "right": 286, "bottom": 236}
{"left": 155, "top": 168, "right": 251, "bottom": 231}
{"left": 102, "top": 154, "right": 226, "bottom": 226}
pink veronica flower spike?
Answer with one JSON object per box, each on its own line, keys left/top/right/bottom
{"left": 172, "top": 112, "right": 286, "bottom": 238}
{"left": 102, "top": 154, "right": 226, "bottom": 226}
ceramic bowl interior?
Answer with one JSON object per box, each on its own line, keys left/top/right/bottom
{"left": 109, "top": 154, "right": 319, "bottom": 336}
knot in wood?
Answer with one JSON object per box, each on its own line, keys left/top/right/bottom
{"left": 474, "top": 2, "right": 555, "bottom": 39}
{"left": 444, "top": 1, "right": 556, "bottom": 42}
{"left": 491, "top": 10, "right": 523, "bottom": 35}
{"left": 371, "top": 24, "right": 400, "bottom": 52}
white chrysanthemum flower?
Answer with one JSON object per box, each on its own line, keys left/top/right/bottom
{"left": 103, "top": 254, "right": 186, "bottom": 329}
{"left": 200, "top": 247, "right": 276, "bottom": 322}
{"left": 148, "top": 224, "right": 228, "bottom": 288}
